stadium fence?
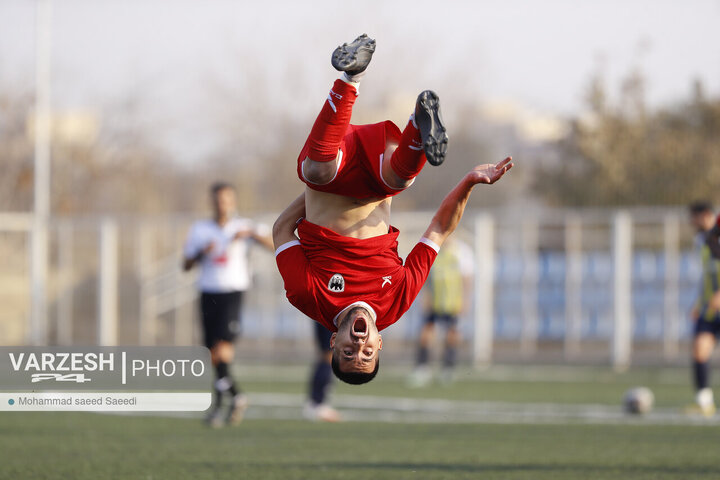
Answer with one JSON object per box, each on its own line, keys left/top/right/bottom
{"left": 0, "top": 207, "right": 702, "bottom": 368}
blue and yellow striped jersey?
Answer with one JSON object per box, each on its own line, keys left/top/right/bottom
{"left": 426, "top": 241, "right": 474, "bottom": 315}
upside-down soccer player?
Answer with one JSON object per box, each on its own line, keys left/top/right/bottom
{"left": 273, "top": 34, "right": 513, "bottom": 385}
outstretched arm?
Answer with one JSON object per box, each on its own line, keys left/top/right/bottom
{"left": 423, "top": 157, "right": 513, "bottom": 248}
{"left": 234, "top": 228, "right": 275, "bottom": 252}
{"left": 273, "top": 193, "right": 306, "bottom": 250}
{"left": 251, "top": 231, "right": 275, "bottom": 252}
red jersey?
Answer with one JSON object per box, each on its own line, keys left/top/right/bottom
{"left": 275, "top": 219, "right": 439, "bottom": 332}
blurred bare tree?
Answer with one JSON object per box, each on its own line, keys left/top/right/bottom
{"left": 0, "top": 88, "right": 34, "bottom": 211}
{"left": 0, "top": 82, "right": 196, "bottom": 216}
{"left": 536, "top": 70, "right": 720, "bottom": 206}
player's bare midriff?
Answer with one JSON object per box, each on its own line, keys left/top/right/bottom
{"left": 304, "top": 188, "right": 391, "bottom": 239}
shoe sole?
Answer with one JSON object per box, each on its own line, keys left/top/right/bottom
{"left": 415, "top": 90, "right": 448, "bottom": 166}
{"left": 331, "top": 34, "right": 376, "bottom": 75}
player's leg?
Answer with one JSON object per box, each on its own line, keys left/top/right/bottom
{"left": 408, "top": 313, "right": 437, "bottom": 387}
{"left": 418, "top": 320, "right": 436, "bottom": 365}
{"left": 200, "top": 293, "right": 227, "bottom": 427}
{"left": 381, "top": 90, "right": 448, "bottom": 189}
{"left": 213, "top": 339, "right": 248, "bottom": 426}
{"left": 301, "top": 34, "right": 376, "bottom": 185}
{"left": 691, "top": 321, "right": 717, "bottom": 415}
{"left": 440, "top": 315, "right": 460, "bottom": 384}
{"left": 218, "top": 291, "right": 248, "bottom": 425}
{"left": 304, "top": 322, "right": 340, "bottom": 422}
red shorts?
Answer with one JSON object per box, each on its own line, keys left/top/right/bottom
{"left": 297, "top": 120, "right": 403, "bottom": 199}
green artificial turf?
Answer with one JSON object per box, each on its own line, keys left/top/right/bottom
{"left": 0, "top": 413, "right": 717, "bottom": 480}
{"left": 1, "top": 366, "right": 715, "bottom": 479}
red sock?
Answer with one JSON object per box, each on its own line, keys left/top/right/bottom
{"left": 306, "top": 79, "right": 358, "bottom": 162}
{"left": 390, "top": 118, "right": 426, "bottom": 180}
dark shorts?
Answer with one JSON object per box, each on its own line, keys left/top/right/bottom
{"left": 314, "top": 322, "right": 333, "bottom": 352}
{"left": 200, "top": 291, "right": 243, "bottom": 348}
{"left": 425, "top": 312, "right": 459, "bottom": 326}
{"left": 694, "top": 314, "right": 720, "bottom": 339}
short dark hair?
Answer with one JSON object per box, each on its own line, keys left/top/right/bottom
{"left": 331, "top": 354, "right": 379, "bottom": 385}
{"left": 689, "top": 201, "right": 713, "bottom": 215}
{"left": 210, "top": 181, "right": 236, "bottom": 196}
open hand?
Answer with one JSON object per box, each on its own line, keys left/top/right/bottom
{"left": 467, "top": 157, "right": 513, "bottom": 185}
{"left": 202, "top": 241, "right": 216, "bottom": 255}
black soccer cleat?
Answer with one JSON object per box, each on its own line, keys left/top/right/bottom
{"left": 331, "top": 34, "right": 376, "bottom": 75}
{"left": 414, "top": 90, "right": 448, "bottom": 166}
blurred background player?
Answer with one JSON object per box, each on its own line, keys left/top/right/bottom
{"left": 183, "top": 182, "right": 273, "bottom": 426}
{"left": 687, "top": 201, "right": 720, "bottom": 416}
{"left": 275, "top": 33, "right": 448, "bottom": 385}
{"left": 409, "top": 237, "right": 474, "bottom": 387}
{"left": 303, "top": 323, "right": 340, "bottom": 422}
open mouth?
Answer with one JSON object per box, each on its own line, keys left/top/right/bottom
{"left": 352, "top": 317, "right": 368, "bottom": 337}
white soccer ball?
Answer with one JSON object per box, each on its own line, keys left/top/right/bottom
{"left": 623, "top": 386, "right": 654, "bottom": 415}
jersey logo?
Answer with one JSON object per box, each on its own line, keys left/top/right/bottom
{"left": 328, "top": 274, "right": 345, "bottom": 293}
{"left": 382, "top": 276, "right": 392, "bottom": 288}
{"left": 212, "top": 253, "right": 228, "bottom": 265}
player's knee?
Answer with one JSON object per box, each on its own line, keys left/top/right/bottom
{"left": 694, "top": 346, "right": 713, "bottom": 363}
{"left": 214, "top": 341, "right": 234, "bottom": 363}
{"left": 693, "top": 333, "right": 715, "bottom": 361}
{"left": 381, "top": 153, "right": 413, "bottom": 190}
{"left": 303, "top": 156, "right": 339, "bottom": 185}
{"left": 446, "top": 328, "right": 460, "bottom": 344}
{"left": 419, "top": 324, "right": 435, "bottom": 344}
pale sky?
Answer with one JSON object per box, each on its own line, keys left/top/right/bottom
{"left": 1, "top": 0, "right": 719, "bottom": 162}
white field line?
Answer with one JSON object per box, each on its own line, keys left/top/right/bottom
{"left": 105, "top": 393, "right": 720, "bottom": 426}
{"left": 244, "top": 393, "right": 720, "bottom": 425}
{"left": 233, "top": 365, "right": 691, "bottom": 386}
